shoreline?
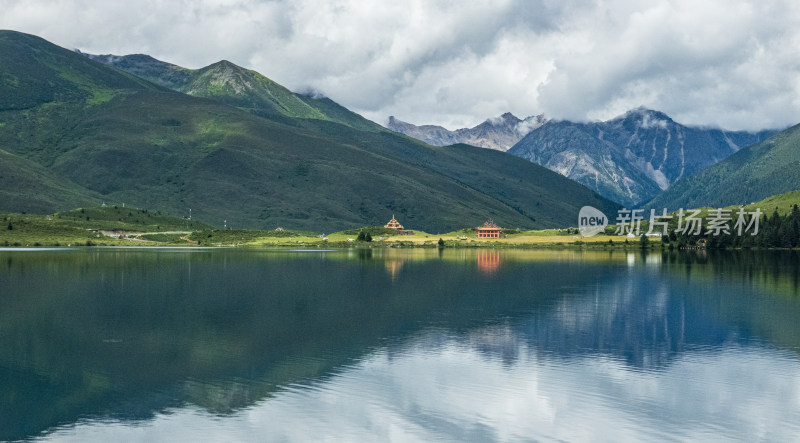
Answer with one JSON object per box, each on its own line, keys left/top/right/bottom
{"left": 1, "top": 241, "right": 797, "bottom": 252}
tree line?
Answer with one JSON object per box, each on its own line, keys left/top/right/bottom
{"left": 664, "top": 205, "right": 800, "bottom": 249}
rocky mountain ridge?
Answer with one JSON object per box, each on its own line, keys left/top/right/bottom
{"left": 507, "top": 108, "right": 775, "bottom": 205}
{"left": 387, "top": 113, "right": 547, "bottom": 151}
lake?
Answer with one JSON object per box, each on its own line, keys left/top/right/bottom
{"left": 1, "top": 247, "right": 799, "bottom": 442}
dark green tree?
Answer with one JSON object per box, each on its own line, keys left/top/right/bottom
{"left": 779, "top": 223, "right": 793, "bottom": 248}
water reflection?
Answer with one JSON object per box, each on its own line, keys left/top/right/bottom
{"left": 36, "top": 335, "right": 800, "bottom": 442}
{"left": 0, "top": 248, "right": 799, "bottom": 441}
{"left": 476, "top": 250, "right": 501, "bottom": 275}
{"left": 384, "top": 258, "right": 404, "bottom": 281}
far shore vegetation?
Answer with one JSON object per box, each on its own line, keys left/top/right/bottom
{"left": 2, "top": 189, "right": 799, "bottom": 250}
{"left": 0, "top": 207, "right": 631, "bottom": 249}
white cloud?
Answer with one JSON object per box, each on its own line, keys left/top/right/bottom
{"left": 2, "top": 0, "right": 799, "bottom": 131}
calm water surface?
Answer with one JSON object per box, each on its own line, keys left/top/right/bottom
{"left": 1, "top": 248, "right": 799, "bottom": 442}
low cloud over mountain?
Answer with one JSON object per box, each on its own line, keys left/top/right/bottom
{"left": 3, "top": 1, "right": 799, "bottom": 131}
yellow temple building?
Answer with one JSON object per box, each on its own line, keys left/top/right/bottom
{"left": 477, "top": 221, "right": 502, "bottom": 238}
{"left": 384, "top": 215, "right": 404, "bottom": 230}
{"left": 385, "top": 215, "right": 414, "bottom": 235}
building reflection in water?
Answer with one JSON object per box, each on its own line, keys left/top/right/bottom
{"left": 477, "top": 250, "right": 501, "bottom": 275}
{"left": 385, "top": 259, "right": 404, "bottom": 281}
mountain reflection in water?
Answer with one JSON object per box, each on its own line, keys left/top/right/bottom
{"left": 0, "top": 248, "right": 798, "bottom": 441}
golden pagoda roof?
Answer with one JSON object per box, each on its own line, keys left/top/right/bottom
{"left": 385, "top": 214, "right": 404, "bottom": 229}
{"left": 477, "top": 220, "right": 501, "bottom": 230}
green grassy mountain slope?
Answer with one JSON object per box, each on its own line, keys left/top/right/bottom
{"left": 84, "top": 53, "right": 384, "bottom": 132}
{"left": 42, "top": 90, "right": 616, "bottom": 232}
{"left": 79, "top": 53, "right": 194, "bottom": 90}
{"left": 740, "top": 190, "right": 800, "bottom": 216}
{"left": 0, "top": 149, "right": 101, "bottom": 213}
{"left": 54, "top": 205, "right": 212, "bottom": 230}
{"left": 0, "top": 31, "right": 151, "bottom": 211}
{"left": 1, "top": 30, "right": 618, "bottom": 232}
{"left": 0, "top": 31, "right": 162, "bottom": 166}
{"left": 646, "top": 123, "right": 800, "bottom": 210}
{"left": 0, "top": 31, "right": 156, "bottom": 111}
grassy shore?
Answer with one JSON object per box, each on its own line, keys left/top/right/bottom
{"left": 1, "top": 207, "right": 654, "bottom": 249}
{"left": 6, "top": 189, "right": 800, "bottom": 249}
{"left": 0, "top": 206, "right": 209, "bottom": 247}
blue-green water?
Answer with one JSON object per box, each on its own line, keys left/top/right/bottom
{"left": 1, "top": 248, "right": 799, "bottom": 441}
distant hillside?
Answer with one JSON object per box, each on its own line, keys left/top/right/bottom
{"left": 0, "top": 31, "right": 155, "bottom": 210}
{"left": 55, "top": 205, "right": 212, "bottom": 230}
{"left": 83, "top": 52, "right": 384, "bottom": 132}
{"left": 0, "top": 30, "right": 618, "bottom": 232}
{"left": 0, "top": 149, "right": 102, "bottom": 213}
{"left": 508, "top": 108, "right": 775, "bottom": 206}
{"left": 386, "top": 113, "right": 547, "bottom": 151}
{"left": 646, "top": 123, "right": 800, "bottom": 211}
{"left": 739, "top": 190, "right": 800, "bottom": 216}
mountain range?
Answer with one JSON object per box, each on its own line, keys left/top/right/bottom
{"left": 390, "top": 109, "right": 775, "bottom": 206}
{"left": 386, "top": 113, "right": 547, "bottom": 151}
{"left": 508, "top": 109, "right": 775, "bottom": 206}
{"left": 0, "top": 30, "right": 617, "bottom": 232}
{"left": 82, "top": 52, "right": 383, "bottom": 132}
{"left": 647, "top": 122, "right": 800, "bottom": 210}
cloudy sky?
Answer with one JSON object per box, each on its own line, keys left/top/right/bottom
{"left": 2, "top": 0, "right": 799, "bottom": 131}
